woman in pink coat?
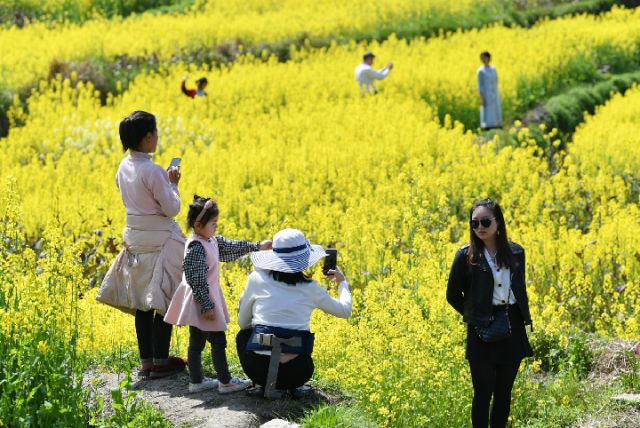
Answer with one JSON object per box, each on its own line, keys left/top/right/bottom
{"left": 98, "top": 111, "right": 186, "bottom": 378}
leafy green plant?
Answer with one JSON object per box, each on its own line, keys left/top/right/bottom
{"left": 618, "top": 351, "right": 640, "bottom": 393}
{"left": 530, "top": 330, "right": 593, "bottom": 378}
{"left": 301, "top": 404, "right": 377, "bottom": 428}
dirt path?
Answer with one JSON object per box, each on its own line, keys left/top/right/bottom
{"left": 85, "top": 371, "right": 333, "bottom": 427}
{"left": 570, "top": 339, "right": 640, "bottom": 428}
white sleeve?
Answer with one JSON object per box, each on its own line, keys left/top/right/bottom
{"left": 237, "top": 276, "right": 257, "bottom": 330}
{"left": 366, "top": 67, "right": 390, "bottom": 81}
{"left": 315, "top": 280, "right": 352, "bottom": 318}
{"left": 145, "top": 165, "right": 181, "bottom": 218}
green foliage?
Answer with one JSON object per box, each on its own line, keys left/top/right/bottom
{"left": 0, "top": 182, "right": 170, "bottom": 427}
{"left": 530, "top": 330, "right": 593, "bottom": 377}
{"left": 0, "top": 85, "right": 10, "bottom": 138}
{"left": 0, "top": 219, "right": 88, "bottom": 425}
{"left": 90, "top": 373, "right": 172, "bottom": 428}
{"left": 512, "top": 370, "right": 606, "bottom": 428}
{"left": 0, "top": 0, "right": 194, "bottom": 27}
{"left": 300, "top": 404, "right": 377, "bottom": 428}
{"left": 0, "top": 328, "right": 88, "bottom": 426}
{"left": 504, "top": 0, "right": 619, "bottom": 27}
{"left": 618, "top": 351, "right": 640, "bottom": 393}
{"left": 545, "top": 70, "right": 640, "bottom": 134}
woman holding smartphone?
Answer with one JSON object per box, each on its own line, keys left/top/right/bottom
{"left": 236, "top": 228, "right": 352, "bottom": 396}
{"left": 447, "top": 199, "right": 533, "bottom": 428}
{"left": 98, "top": 111, "right": 186, "bottom": 379}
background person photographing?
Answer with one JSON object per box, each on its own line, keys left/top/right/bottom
{"left": 354, "top": 51, "right": 393, "bottom": 95}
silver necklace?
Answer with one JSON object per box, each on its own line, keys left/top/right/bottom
{"left": 487, "top": 248, "right": 500, "bottom": 271}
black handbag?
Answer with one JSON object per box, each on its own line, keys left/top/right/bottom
{"left": 475, "top": 281, "right": 513, "bottom": 342}
{"left": 474, "top": 304, "right": 511, "bottom": 342}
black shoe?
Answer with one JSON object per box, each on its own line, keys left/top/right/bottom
{"left": 289, "top": 384, "right": 313, "bottom": 399}
{"left": 246, "top": 385, "right": 265, "bottom": 397}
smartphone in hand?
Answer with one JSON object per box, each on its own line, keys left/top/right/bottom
{"left": 323, "top": 248, "right": 338, "bottom": 275}
{"left": 168, "top": 157, "right": 181, "bottom": 169}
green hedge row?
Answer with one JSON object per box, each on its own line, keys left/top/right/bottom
{"left": 544, "top": 70, "right": 640, "bottom": 134}
{"left": 0, "top": 0, "right": 194, "bottom": 27}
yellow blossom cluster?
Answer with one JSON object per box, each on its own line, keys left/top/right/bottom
{"left": 571, "top": 85, "right": 640, "bottom": 190}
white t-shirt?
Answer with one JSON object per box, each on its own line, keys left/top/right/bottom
{"left": 354, "top": 62, "right": 391, "bottom": 94}
{"left": 483, "top": 247, "right": 516, "bottom": 305}
{"left": 237, "top": 269, "right": 352, "bottom": 331}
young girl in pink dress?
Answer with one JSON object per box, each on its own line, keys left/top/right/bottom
{"left": 164, "top": 195, "right": 272, "bottom": 393}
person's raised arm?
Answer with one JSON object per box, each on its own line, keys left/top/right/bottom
{"left": 366, "top": 66, "right": 391, "bottom": 81}
{"left": 315, "top": 267, "right": 352, "bottom": 318}
{"left": 181, "top": 76, "right": 195, "bottom": 98}
{"left": 215, "top": 237, "right": 272, "bottom": 262}
{"left": 145, "top": 165, "right": 181, "bottom": 218}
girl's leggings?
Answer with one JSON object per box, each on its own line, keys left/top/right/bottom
{"left": 188, "top": 326, "right": 231, "bottom": 384}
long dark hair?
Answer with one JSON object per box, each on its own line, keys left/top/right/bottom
{"left": 467, "top": 198, "right": 514, "bottom": 269}
{"left": 269, "top": 270, "right": 312, "bottom": 286}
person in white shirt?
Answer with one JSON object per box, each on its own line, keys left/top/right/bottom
{"left": 354, "top": 51, "right": 394, "bottom": 95}
{"left": 235, "top": 228, "right": 352, "bottom": 396}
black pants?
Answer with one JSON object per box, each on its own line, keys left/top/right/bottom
{"left": 235, "top": 329, "right": 314, "bottom": 390}
{"left": 135, "top": 309, "right": 173, "bottom": 362}
{"left": 469, "top": 361, "right": 521, "bottom": 428}
{"left": 188, "top": 327, "right": 231, "bottom": 384}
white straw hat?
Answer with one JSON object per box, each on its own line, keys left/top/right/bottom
{"left": 250, "top": 228, "right": 326, "bottom": 273}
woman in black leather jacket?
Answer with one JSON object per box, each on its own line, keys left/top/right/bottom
{"left": 447, "top": 199, "right": 533, "bottom": 428}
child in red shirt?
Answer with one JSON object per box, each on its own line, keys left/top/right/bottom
{"left": 182, "top": 76, "right": 208, "bottom": 98}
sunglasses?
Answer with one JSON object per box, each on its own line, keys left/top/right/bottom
{"left": 470, "top": 217, "right": 495, "bottom": 229}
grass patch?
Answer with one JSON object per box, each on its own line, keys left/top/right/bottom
{"left": 300, "top": 404, "right": 377, "bottom": 428}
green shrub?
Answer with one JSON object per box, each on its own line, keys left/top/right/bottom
{"left": 0, "top": 0, "right": 192, "bottom": 27}
{"left": 530, "top": 330, "right": 593, "bottom": 378}
{"left": 301, "top": 404, "right": 377, "bottom": 428}
{"left": 545, "top": 71, "right": 640, "bottom": 134}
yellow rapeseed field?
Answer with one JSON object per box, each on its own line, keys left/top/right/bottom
{"left": 572, "top": 84, "right": 640, "bottom": 185}
{"left": 3, "top": 55, "right": 640, "bottom": 425}
{"left": 0, "top": 0, "right": 484, "bottom": 90}
{"left": 1, "top": 4, "right": 640, "bottom": 427}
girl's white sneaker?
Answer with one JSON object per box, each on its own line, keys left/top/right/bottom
{"left": 189, "top": 377, "right": 219, "bottom": 393}
{"left": 218, "top": 377, "right": 252, "bottom": 394}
